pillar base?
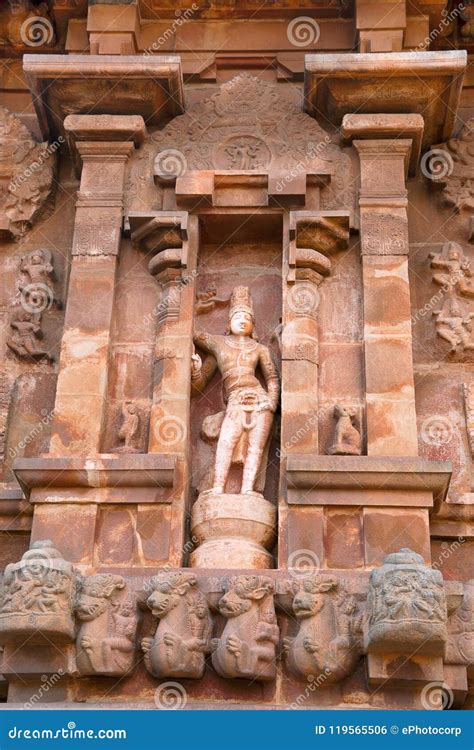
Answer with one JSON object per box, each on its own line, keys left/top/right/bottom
{"left": 190, "top": 491, "right": 276, "bottom": 569}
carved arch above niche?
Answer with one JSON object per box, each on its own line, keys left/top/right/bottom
{"left": 125, "top": 74, "right": 356, "bottom": 217}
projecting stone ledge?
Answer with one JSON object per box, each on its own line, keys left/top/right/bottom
{"left": 304, "top": 51, "right": 466, "bottom": 149}
{"left": 23, "top": 54, "right": 184, "bottom": 141}
{"left": 286, "top": 455, "right": 452, "bottom": 512}
{"left": 13, "top": 454, "right": 177, "bottom": 504}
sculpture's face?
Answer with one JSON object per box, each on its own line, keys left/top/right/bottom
{"left": 76, "top": 591, "right": 109, "bottom": 622}
{"left": 449, "top": 249, "right": 460, "bottom": 261}
{"left": 293, "top": 589, "right": 325, "bottom": 619}
{"left": 219, "top": 588, "right": 252, "bottom": 618}
{"left": 147, "top": 586, "right": 179, "bottom": 617}
{"left": 230, "top": 311, "right": 253, "bottom": 336}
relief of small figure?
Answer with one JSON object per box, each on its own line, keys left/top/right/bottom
{"left": 429, "top": 242, "right": 474, "bottom": 298}
{"left": 328, "top": 404, "right": 361, "bottom": 456}
{"left": 141, "top": 571, "right": 212, "bottom": 679}
{"left": 17, "top": 249, "right": 62, "bottom": 310}
{"left": 211, "top": 575, "right": 279, "bottom": 681}
{"left": 113, "top": 402, "right": 143, "bottom": 453}
{"left": 7, "top": 308, "right": 54, "bottom": 362}
{"left": 75, "top": 574, "right": 137, "bottom": 677}
{"left": 195, "top": 287, "right": 229, "bottom": 315}
{"left": 433, "top": 296, "right": 474, "bottom": 353}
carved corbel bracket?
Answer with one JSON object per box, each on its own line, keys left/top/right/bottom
{"left": 129, "top": 211, "right": 189, "bottom": 279}
{"left": 288, "top": 210, "right": 350, "bottom": 284}
{"left": 130, "top": 211, "right": 189, "bottom": 326}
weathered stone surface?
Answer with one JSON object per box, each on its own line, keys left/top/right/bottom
{"left": 0, "top": 7, "right": 472, "bottom": 710}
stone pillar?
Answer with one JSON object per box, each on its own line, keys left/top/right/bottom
{"left": 280, "top": 211, "right": 350, "bottom": 567}
{"left": 353, "top": 133, "right": 419, "bottom": 456}
{"left": 130, "top": 211, "right": 198, "bottom": 565}
{"left": 49, "top": 115, "right": 145, "bottom": 456}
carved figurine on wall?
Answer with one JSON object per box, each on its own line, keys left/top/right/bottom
{"left": 429, "top": 242, "right": 474, "bottom": 298}
{"left": 17, "top": 249, "right": 62, "bottom": 311}
{"left": 211, "top": 575, "right": 279, "bottom": 681}
{"left": 141, "top": 571, "right": 212, "bottom": 679}
{"left": 75, "top": 574, "right": 137, "bottom": 677}
{"left": 192, "top": 286, "right": 279, "bottom": 495}
{"left": 328, "top": 404, "right": 362, "bottom": 456}
{"left": 283, "top": 576, "right": 363, "bottom": 684}
{"left": 433, "top": 296, "right": 474, "bottom": 353}
{"left": 113, "top": 402, "right": 143, "bottom": 453}
{"left": 7, "top": 308, "right": 54, "bottom": 362}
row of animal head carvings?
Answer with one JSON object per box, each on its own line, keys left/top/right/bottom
{"left": 0, "top": 543, "right": 471, "bottom": 682}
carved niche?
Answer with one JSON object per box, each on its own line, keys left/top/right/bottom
{"left": 0, "top": 540, "right": 77, "bottom": 645}
{"left": 211, "top": 575, "right": 279, "bottom": 681}
{"left": 366, "top": 548, "right": 448, "bottom": 657}
{"left": 0, "top": 107, "right": 56, "bottom": 239}
{"left": 126, "top": 74, "right": 355, "bottom": 215}
{"left": 75, "top": 574, "right": 137, "bottom": 677}
{"left": 112, "top": 401, "right": 145, "bottom": 453}
{"left": 284, "top": 576, "right": 363, "bottom": 683}
{"left": 141, "top": 571, "right": 212, "bottom": 679}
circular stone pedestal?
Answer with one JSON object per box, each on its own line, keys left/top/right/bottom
{"left": 190, "top": 491, "right": 276, "bottom": 569}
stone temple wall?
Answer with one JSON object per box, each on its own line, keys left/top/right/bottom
{"left": 0, "top": 0, "right": 472, "bottom": 710}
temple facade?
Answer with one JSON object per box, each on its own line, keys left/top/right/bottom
{"left": 0, "top": 0, "right": 472, "bottom": 710}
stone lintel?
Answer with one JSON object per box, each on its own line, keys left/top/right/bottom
{"left": 286, "top": 455, "right": 452, "bottom": 511}
{"left": 304, "top": 51, "right": 466, "bottom": 149}
{"left": 23, "top": 54, "right": 184, "bottom": 141}
{"left": 343, "top": 113, "right": 424, "bottom": 177}
{"left": 13, "top": 454, "right": 177, "bottom": 498}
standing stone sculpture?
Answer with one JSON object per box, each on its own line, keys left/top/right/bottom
{"left": 366, "top": 548, "right": 448, "bottom": 657}
{"left": 211, "top": 575, "right": 279, "bottom": 681}
{"left": 0, "top": 541, "right": 76, "bottom": 644}
{"left": 190, "top": 286, "right": 279, "bottom": 568}
{"left": 192, "top": 286, "right": 279, "bottom": 495}
{"left": 141, "top": 571, "right": 212, "bottom": 679}
{"left": 17, "top": 248, "right": 61, "bottom": 310}
{"left": 113, "top": 402, "right": 143, "bottom": 453}
{"left": 327, "top": 404, "right": 362, "bottom": 456}
{"left": 75, "top": 574, "right": 137, "bottom": 677}
{"left": 284, "top": 576, "right": 363, "bottom": 683}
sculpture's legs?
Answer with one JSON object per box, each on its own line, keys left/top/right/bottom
{"left": 241, "top": 410, "right": 273, "bottom": 494}
{"left": 213, "top": 411, "right": 243, "bottom": 492}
